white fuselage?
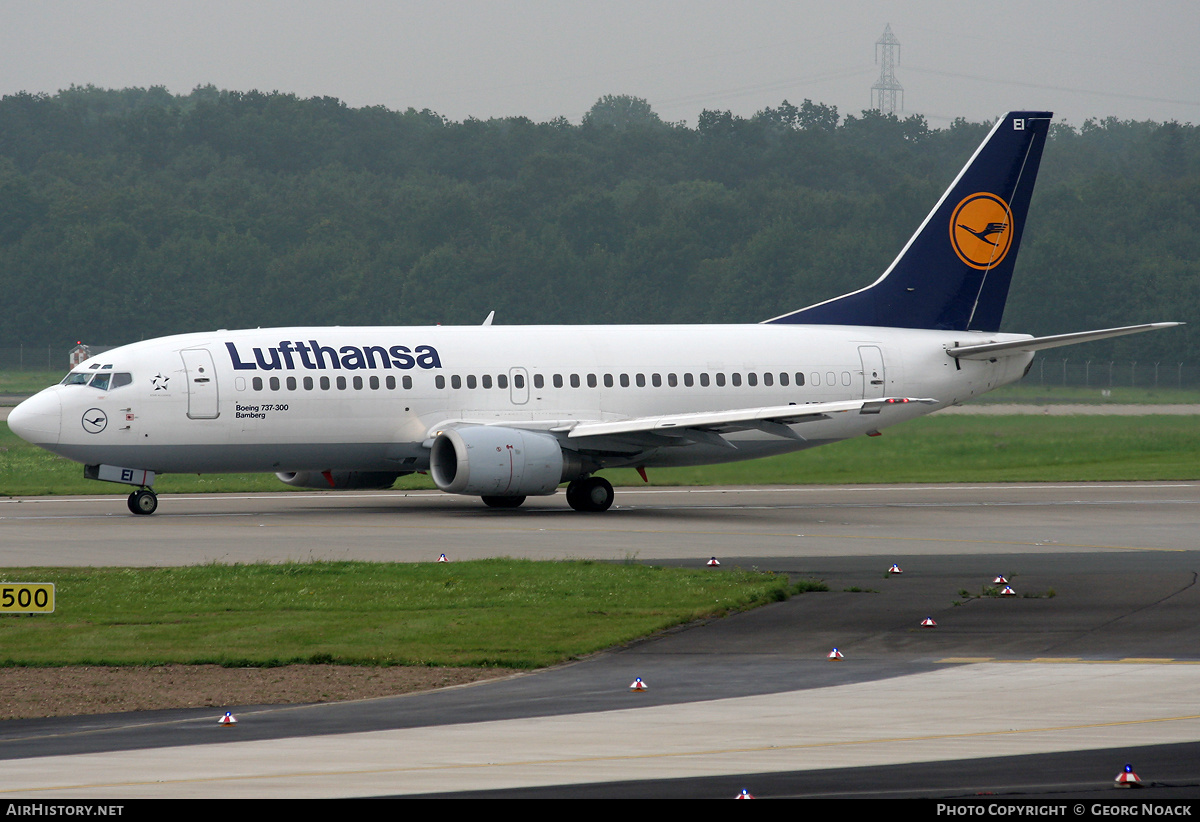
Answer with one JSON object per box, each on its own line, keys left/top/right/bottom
{"left": 12, "top": 323, "right": 1033, "bottom": 476}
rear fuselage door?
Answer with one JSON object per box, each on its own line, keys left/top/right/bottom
{"left": 858, "top": 345, "right": 886, "bottom": 399}
{"left": 180, "top": 348, "right": 220, "bottom": 419}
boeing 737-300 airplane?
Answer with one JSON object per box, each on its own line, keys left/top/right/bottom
{"left": 7, "top": 111, "right": 1179, "bottom": 515}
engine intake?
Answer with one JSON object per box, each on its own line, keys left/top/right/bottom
{"left": 429, "top": 426, "right": 569, "bottom": 497}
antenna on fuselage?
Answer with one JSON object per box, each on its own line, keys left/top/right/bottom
{"left": 482, "top": 311, "right": 495, "bottom": 326}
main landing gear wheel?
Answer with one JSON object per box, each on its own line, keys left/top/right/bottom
{"left": 127, "top": 488, "right": 158, "bottom": 516}
{"left": 566, "top": 476, "right": 614, "bottom": 512}
{"left": 481, "top": 495, "right": 526, "bottom": 509}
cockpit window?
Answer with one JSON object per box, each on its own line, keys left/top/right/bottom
{"left": 65, "top": 370, "right": 131, "bottom": 389}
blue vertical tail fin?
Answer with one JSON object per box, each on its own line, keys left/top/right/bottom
{"left": 765, "top": 111, "right": 1052, "bottom": 332}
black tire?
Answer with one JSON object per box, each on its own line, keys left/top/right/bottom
{"left": 567, "top": 476, "right": 614, "bottom": 512}
{"left": 481, "top": 495, "right": 526, "bottom": 509}
{"left": 128, "top": 489, "right": 158, "bottom": 516}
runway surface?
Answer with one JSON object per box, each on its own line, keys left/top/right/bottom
{"left": 3, "top": 483, "right": 1200, "bottom": 799}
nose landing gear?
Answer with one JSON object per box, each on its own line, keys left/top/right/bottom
{"left": 127, "top": 488, "right": 158, "bottom": 516}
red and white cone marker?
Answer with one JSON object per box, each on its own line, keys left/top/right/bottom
{"left": 629, "top": 677, "right": 647, "bottom": 691}
{"left": 1114, "top": 763, "right": 1143, "bottom": 788}
{"left": 921, "top": 617, "right": 937, "bottom": 627}
{"left": 218, "top": 711, "right": 237, "bottom": 726}
{"left": 735, "top": 789, "right": 754, "bottom": 799}
{"left": 707, "top": 557, "right": 720, "bottom": 567}
{"left": 888, "top": 564, "right": 903, "bottom": 574}
{"left": 993, "top": 575, "right": 1008, "bottom": 584}
{"left": 1001, "top": 585, "right": 1016, "bottom": 596}
{"left": 828, "top": 648, "right": 844, "bottom": 660}
{"left": 437, "top": 553, "right": 448, "bottom": 562}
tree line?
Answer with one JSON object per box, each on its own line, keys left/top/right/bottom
{"left": 0, "top": 85, "right": 1196, "bottom": 363}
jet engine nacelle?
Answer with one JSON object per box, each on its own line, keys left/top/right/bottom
{"left": 275, "top": 470, "right": 406, "bottom": 489}
{"left": 429, "top": 426, "right": 574, "bottom": 497}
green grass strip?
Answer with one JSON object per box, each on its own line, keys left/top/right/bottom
{"left": 0, "top": 560, "right": 792, "bottom": 669}
{"left": 3, "top": 415, "right": 1199, "bottom": 497}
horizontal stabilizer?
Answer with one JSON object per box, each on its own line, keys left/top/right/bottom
{"left": 947, "top": 323, "right": 1182, "bottom": 360}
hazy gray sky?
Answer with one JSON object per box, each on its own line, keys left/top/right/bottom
{"left": 3, "top": 0, "right": 1197, "bottom": 126}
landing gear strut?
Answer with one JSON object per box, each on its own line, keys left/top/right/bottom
{"left": 566, "top": 476, "right": 614, "bottom": 512}
{"left": 127, "top": 488, "right": 158, "bottom": 516}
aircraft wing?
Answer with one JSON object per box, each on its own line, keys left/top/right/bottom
{"left": 552, "top": 397, "right": 937, "bottom": 449}
{"left": 947, "top": 323, "right": 1181, "bottom": 360}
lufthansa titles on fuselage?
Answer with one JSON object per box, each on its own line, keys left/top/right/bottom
{"left": 225, "top": 341, "right": 442, "bottom": 372}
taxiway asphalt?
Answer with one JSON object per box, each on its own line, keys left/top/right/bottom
{"left": 2, "top": 484, "right": 1200, "bottom": 798}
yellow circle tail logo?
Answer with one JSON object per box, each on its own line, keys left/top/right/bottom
{"left": 950, "top": 192, "right": 1014, "bottom": 270}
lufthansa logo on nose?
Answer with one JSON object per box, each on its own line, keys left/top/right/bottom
{"left": 950, "top": 192, "right": 1014, "bottom": 270}
{"left": 82, "top": 408, "right": 108, "bottom": 434}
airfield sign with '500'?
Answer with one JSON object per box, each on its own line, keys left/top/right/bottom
{"left": 0, "top": 583, "right": 55, "bottom": 614}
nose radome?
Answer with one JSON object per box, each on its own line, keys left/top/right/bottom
{"left": 7, "top": 389, "right": 61, "bottom": 445}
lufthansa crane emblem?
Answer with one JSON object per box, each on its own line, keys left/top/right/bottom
{"left": 81, "top": 408, "right": 108, "bottom": 434}
{"left": 950, "top": 192, "right": 1014, "bottom": 270}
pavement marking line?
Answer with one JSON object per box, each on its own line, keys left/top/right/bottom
{"left": 2, "top": 484, "right": 1197, "bottom": 507}
{"left": 9, "top": 711, "right": 1200, "bottom": 795}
